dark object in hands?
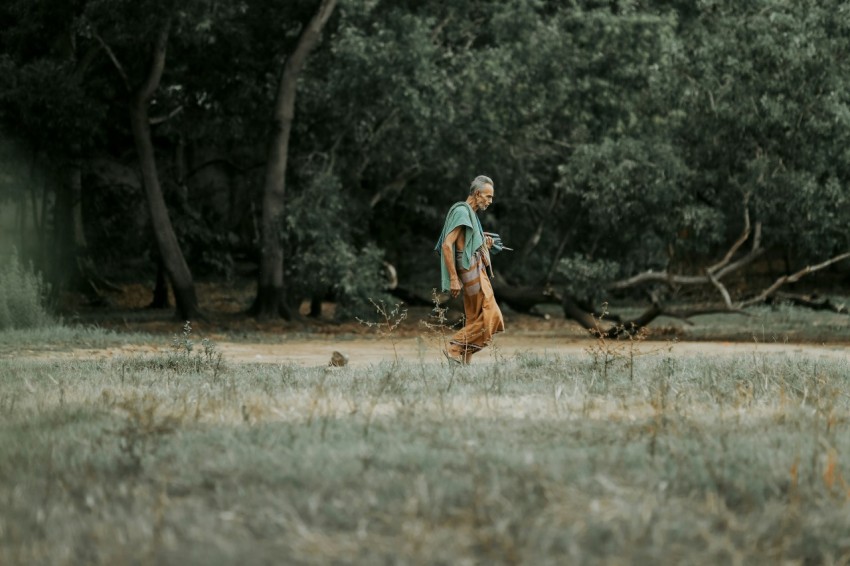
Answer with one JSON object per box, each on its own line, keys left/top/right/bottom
{"left": 484, "top": 232, "right": 512, "bottom": 254}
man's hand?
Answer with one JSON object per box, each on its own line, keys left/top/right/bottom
{"left": 485, "top": 234, "right": 494, "bottom": 249}
{"left": 450, "top": 276, "right": 462, "bottom": 298}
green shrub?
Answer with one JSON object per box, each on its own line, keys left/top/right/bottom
{"left": 285, "top": 169, "right": 394, "bottom": 319}
{"left": 333, "top": 243, "right": 395, "bottom": 320}
{"left": 0, "top": 249, "right": 51, "bottom": 330}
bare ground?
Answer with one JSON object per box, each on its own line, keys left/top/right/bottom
{"left": 26, "top": 282, "right": 849, "bottom": 366}
{"left": 16, "top": 333, "right": 849, "bottom": 367}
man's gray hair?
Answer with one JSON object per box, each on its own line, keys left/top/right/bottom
{"left": 469, "top": 175, "right": 494, "bottom": 195}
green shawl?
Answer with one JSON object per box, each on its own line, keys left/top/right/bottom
{"left": 434, "top": 201, "right": 486, "bottom": 292}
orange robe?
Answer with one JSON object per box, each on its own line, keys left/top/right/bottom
{"left": 447, "top": 250, "right": 505, "bottom": 358}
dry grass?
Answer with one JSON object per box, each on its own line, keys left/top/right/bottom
{"left": 2, "top": 336, "right": 850, "bottom": 565}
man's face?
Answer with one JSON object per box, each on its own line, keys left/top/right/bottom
{"left": 475, "top": 184, "right": 495, "bottom": 211}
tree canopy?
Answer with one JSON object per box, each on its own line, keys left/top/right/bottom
{"left": 2, "top": 0, "right": 848, "bottom": 323}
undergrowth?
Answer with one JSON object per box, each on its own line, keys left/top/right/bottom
{"left": 0, "top": 249, "right": 51, "bottom": 330}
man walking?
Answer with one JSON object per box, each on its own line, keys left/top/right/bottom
{"left": 435, "top": 175, "right": 505, "bottom": 364}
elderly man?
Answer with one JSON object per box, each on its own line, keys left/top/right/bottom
{"left": 435, "top": 175, "right": 505, "bottom": 364}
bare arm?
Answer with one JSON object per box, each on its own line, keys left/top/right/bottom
{"left": 441, "top": 226, "right": 463, "bottom": 298}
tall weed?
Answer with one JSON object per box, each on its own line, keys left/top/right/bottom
{"left": 0, "top": 249, "right": 51, "bottom": 330}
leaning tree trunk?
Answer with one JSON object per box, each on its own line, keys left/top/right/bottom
{"left": 252, "top": 0, "right": 337, "bottom": 320}
{"left": 128, "top": 19, "right": 201, "bottom": 321}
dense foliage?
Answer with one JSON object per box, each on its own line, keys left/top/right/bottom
{"left": 1, "top": 0, "right": 848, "bottom": 316}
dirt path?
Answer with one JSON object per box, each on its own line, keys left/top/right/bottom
{"left": 187, "top": 336, "right": 850, "bottom": 366}
{"left": 33, "top": 334, "right": 850, "bottom": 367}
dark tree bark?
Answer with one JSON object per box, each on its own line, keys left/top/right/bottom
{"left": 252, "top": 0, "right": 337, "bottom": 320}
{"left": 38, "top": 40, "right": 111, "bottom": 303}
{"left": 309, "top": 295, "right": 323, "bottom": 318}
{"left": 148, "top": 257, "right": 171, "bottom": 309}
{"left": 55, "top": 157, "right": 117, "bottom": 305}
{"left": 52, "top": 163, "right": 75, "bottom": 290}
{"left": 127, "top": 18, "right": 201, "bottom": 321}
{"left": 562, "top": 295, "right": 662, "bottom": 338}
{"left": 497, "top": 285, "right": 562, "bottom": 315}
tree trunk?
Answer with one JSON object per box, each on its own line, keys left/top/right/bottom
{"left": 253, "top": 0, "right": 337, "bottom": 320}
{"left": 149, "top": 257, "right": 171, "bottom": 309}
{"left": 309, "top": 295, "right": 323, "bottom": 318}
{"left": 52, "top": 163, "right": 74, "bottom": 290}
{"left": 128, "top": 18, "right": 201, "bottom": 321}
{"left": 56, "top": 157, "right": 112, "bottom": 305}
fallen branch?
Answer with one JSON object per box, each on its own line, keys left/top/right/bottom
{"left": 499, "top": 285, "right": 562, "bottom": 315}
{"left": 608, "top": 193, "right": 761, "bottom": 301}
{"left": 706, "top": 200, "right": 751, "bottom": 274}
{"left": 770, "top": 292, "right": 848, "bottom": 314}
{"left": 713, "top": 222, "right": 764, "bottom": 280}
{"left": 741, "top": 251, "right": 850, "bottom": 307}
{"left": 659, "top": 304, "right": 748, "bottom": 321}
{"left": 607, "top": 270, "right": 704, "bottom": 290}
{"left": 562, "top": 296, "right": 660, "bottom": 338}
{"left": 596, "top": 251, "right": 850, "bottom": 331}
{"left": 707, "top": 270, "right": 733, "bottom": 310}
{"left": 608, "top": 209, "right": 763, "bottom": 293}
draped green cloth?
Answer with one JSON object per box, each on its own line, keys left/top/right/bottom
{"left": 434, "top": 202, "right": 486, "bottom": 292}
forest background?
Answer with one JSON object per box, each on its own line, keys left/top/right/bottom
{"left": 2, "top": 0, "right": 850, "bottom": 332}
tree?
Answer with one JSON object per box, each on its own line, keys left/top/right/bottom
{"left": 1, "top": 0, "right": 207, "bottom": 317}
{"left": 127, "top": 17, "right": 202, "bottom": 319}
{"left": 320, "top": 0, "right": 850, "bottom": 333}
{"left": 4, "top": 0, "right": 850, "bottom": 330}
{"left": 83, "top": 0, "right": 203, "bottom": 319}
{"left": 252, "top": 0, "right": 338, "bottom": 319}
{"left": 524, "top": 0, "right": 850, "bottom": 334}
{"left": 588, "top": 0, "right": 850, "bottom": 332}
{"left": 0, "top": 0, "right": 111, "bottom": 297}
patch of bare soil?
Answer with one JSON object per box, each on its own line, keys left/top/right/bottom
{"left": 61, "top": 280, "right": 599, "bottom": 338}
{"left": 43, "top": 282, "right": 850, "bottom": 367}
{"left": 26, "top": 334, "right": 849, "bottom": 368}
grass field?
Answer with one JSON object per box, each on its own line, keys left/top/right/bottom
{"left": 3, "top": 331, "right": 850, "bottom": 565}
